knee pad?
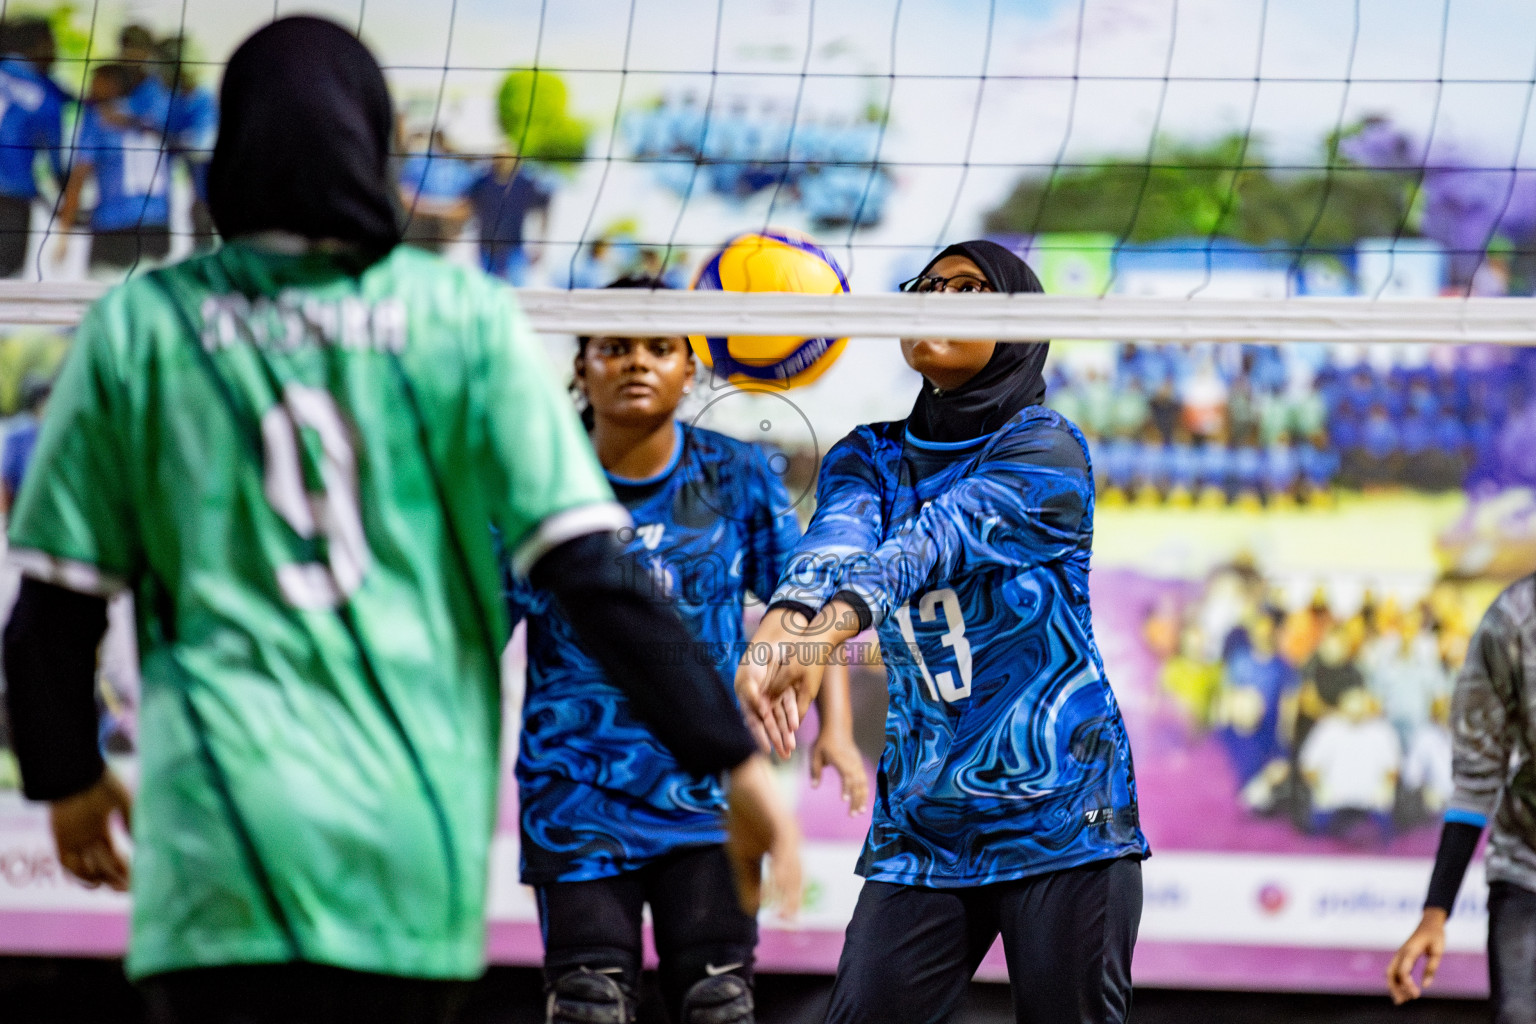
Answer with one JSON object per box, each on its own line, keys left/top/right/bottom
{"left": 680, "top": 973, "right": 754, "bottom": 1024}
{"left": 546, "top": 966, "right": 635, "bottom": 1024}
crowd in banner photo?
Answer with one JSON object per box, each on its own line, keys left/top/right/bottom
{"left": 1141, "top": 558, "right": 1472, "bottom": 846}
{"left": 1052, "top": 340, "right": 1534, "bottom": 509}
{"left": 1027, "top": 233, "right": 1536, "bottom": 510}
{"left": 0, "top": 19, "right": 216, "bottom": 278}
{"left": 623, "top": 93, "right": 893, "bottom": 229}
{"left": 395, "top": 89, "right": 896, "bottom": 289}
{"left": 0, "top": 19, "right": 774, "bottom": 291}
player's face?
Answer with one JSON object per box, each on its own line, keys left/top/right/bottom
{"left": 579, "top": 336, "right": 694, "bottom": 425}
{"left": 493, "top": 154, "right": 520, "bottom": 181}
{"left": 89, "top": 72, "right": 119, "bottom": 103}
{"left": 900, "top": 256, "right": 998, "bottom": 390}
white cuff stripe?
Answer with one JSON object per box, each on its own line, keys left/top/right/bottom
{"left": 7, "top": 547, "right": 127, "bottom": 597}
{"left": 511, "top": 502, "right": 632, "bottom": 578}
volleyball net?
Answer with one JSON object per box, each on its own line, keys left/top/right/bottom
{"left": 8, "top": 282, "right": 1536, "bottom": 348}
{"left": 0, "top": 0, "right": 1530, "bottom": 321}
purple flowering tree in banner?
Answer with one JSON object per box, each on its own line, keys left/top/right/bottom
{"left": 1342, "top": 117, "right": 1536, "bottom": 292}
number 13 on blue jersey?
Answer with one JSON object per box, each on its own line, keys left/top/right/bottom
{"left": 894, "top": 587, "right": 973, "bottom": 703}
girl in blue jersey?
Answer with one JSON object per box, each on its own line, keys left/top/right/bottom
{"left": 507, "top": 278, "right": 868, "bottom": 1024}
{"left": 738, "top": 241, "right": 1150, "bottom": 1024}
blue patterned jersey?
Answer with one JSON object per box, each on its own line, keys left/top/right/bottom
{"left": 773, "top": 406, "right": 1149, "bottom": 887}
{"left": 508, "top": 423, "right": 800, "bottom": 884}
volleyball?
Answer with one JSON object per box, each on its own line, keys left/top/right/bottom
{"left": 690, "top": 229, "right": 850, "bottom": 389}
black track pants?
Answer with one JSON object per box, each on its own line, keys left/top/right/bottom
{"left": 537, "top": 843, "right": 758, "bottom": 1023}
{"left": 825, "top": 857, "right": 1143, "bottom": 1024}
{"left": 1489, "top": 880, "right": 1536, "bottom": 1024}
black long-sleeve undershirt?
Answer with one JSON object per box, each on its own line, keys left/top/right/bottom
{"left": 1425, "top": 820, "right": 1484, "bottom": 914}
{"left": 4, "top": 530, "right": 756, "bottom": 804}
{"left": 4, "top": 577, "right": 109, "bottom": 801}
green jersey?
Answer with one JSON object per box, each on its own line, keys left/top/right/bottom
{"left": 8, "top": 242, "right": 624, "bottom": 980}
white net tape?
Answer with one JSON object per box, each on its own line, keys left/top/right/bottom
{"left": 5, "top": 282, "right": 1536, "bottom": 345}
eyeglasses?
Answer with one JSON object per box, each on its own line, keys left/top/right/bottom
{"left": 898, "top": 273, "right": 994, "bottom": 294}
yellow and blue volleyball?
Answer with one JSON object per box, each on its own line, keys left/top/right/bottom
{"left": 690, "top": 229, "right": 850, "bottom": 389}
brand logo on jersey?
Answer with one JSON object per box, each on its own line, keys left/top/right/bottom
{"left": 1083, "top": 807, "right": 1115, "bottom": 825}
{"left": 635, "top": 523, "right": 666, "bottom": 550}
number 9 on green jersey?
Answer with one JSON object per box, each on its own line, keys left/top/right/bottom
{"left": 6, "top": 242, "right": 628, "bottom": 982}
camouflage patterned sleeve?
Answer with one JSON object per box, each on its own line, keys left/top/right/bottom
{"left": 1449, "top": 597, "right": 1523, "bottom": 825}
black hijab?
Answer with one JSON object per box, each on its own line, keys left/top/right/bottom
{"left": 208, "top": 17, "right": 401, "bottom": 257}
{"left": 905, "top": 240, "right": 1050, "bottom": 444}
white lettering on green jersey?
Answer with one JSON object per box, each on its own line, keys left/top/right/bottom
{"left": 7, "top": 242, "right": 627, "bottom": 980}
{"left": 200, "top": 292, "right": 408, "bottom": 354}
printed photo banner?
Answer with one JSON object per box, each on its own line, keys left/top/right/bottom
{"left": 0, "top": 525, "right": 1505, "bottom": 997}
{"left": 5, "top": 0, "right": 1536, "bottom": 997}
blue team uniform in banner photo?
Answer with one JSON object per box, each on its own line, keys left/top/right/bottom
{"left": 506, "top": 423, "right": 801, "bottom": 884}
{"left": 773, "top": 406, "right": 1150, "bottom": 887}
{"left": 0, "top": 55, "right": 65, "bottom": 200}
{"left": 467, "top": 166, "right": 550, "bottom": 283}
{"left": 77, "top": 77, "right": 173, "bottom": 231}
{"left": 400, "top": 150, "right": 478, "bottom": 206}
{"left": 167, "top": 85, "right": 218, "bottom": 200}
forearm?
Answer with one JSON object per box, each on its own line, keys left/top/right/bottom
{"left": 751, "top": 598, "right": 862, "bottom": 710}
{"left": 815, "top": 659, "right": 854, "bottom": 737}
{"left": 1425, "top": 818, "right": 1484, "bottom": 914}
{"left": 531, "top": 531, "right": 757, "bottom": 775}
{"left": 46, "top": 144, "right": 65, "bottom": 194}
{"left": 57, "top": 167, "right": 86, "bottom": 229}
{"left": 768, "top": 598, "right": 863, "bottom": 650}
{"left": 767, "top": 436, "right": 886, "bottom": 615}
{"left": 3, "top": 578, "right": 109, "bottom": 801}
{"left": 837, "top": 475, "right": 1085, "bottom": 628}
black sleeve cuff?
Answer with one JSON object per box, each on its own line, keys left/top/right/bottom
{"left": 767, "top": 592, "right": 873, "bottom": 635}
{"left": 1425, "top": 820, "right": 1484, "bottom": 914}
{"left": 831, "top": 590, "right": 873, "bottom": 633}
{"left": 766, "top": 599, "right": 820, "bottom": 623}
{"left": 4, "top": 577, "right": 110, "bottom": 801}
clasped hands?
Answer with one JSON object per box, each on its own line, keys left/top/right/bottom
{"left": 735, "top": 599, "right": 862, "bottom": 759}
